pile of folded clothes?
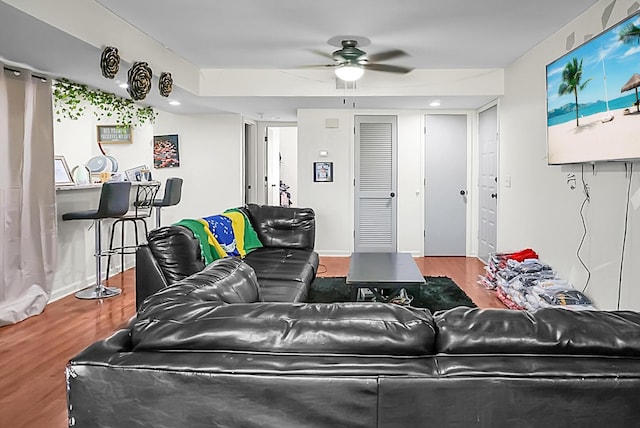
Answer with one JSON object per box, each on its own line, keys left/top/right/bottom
{"left": 478, "top": 249, "right": 595, "bottom": 311}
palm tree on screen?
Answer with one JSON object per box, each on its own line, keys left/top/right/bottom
{"left": 558, "top": 57, "right": 591, "bottom": 127}
{"left": 619, "top": 23, "right": 640, "bottom": 45}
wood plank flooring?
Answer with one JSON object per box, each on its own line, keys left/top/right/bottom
{"left": 0, "top": 256, "right": 503, "bottom": 427}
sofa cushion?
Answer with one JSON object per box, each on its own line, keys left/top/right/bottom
{"left": 435, "top": 307, "right": 640, "bottom": 356}
{"left": 243, "top": 248, "right": 316, "bottom": 283}
{"left": 245, "top": 204, "right": 315, "bottom": 250}
{"left": 138, "top": 258, "right": 261, "bottom": 315}
{"left": 132, "top": 302, "right": 435, "bottom": 356}
{"left": 146, "top": 225, "right": 205, "bottom": 284}
{"left": 258, "top": 279, "right": 308, "bottom": 302}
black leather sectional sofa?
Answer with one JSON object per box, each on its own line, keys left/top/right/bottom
{"left": 135, "top": 203, "right": 319, "bottom": 309}
{"left": 66, "top": 204, "right": 640, "bottom": 427}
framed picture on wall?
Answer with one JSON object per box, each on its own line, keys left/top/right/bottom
{"left": 314, "top": 161, "right": 333, "bottom": 182}
{"left": 153, "top": 134, "right": 180, "bottom": 168}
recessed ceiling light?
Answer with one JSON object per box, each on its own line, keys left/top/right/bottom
{"left": 429, "top": 100, "right": 441, "bottom": 107}
{"left": 169, "top": 100, "right": 181, "bottom": 106}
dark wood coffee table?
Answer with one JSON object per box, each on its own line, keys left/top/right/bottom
{"left": 346, "top": 252, "right": 426, "bottom": 302}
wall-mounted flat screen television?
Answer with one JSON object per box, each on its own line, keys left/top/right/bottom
{"left": 546, "top": 12, "right": 640, "bottom": 164}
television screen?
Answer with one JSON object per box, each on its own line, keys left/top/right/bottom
{"left": 546, "top": 12, "right": 640, "bottom": 164}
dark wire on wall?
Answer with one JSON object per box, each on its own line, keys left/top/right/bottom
{"left": 578, "top": 164, "right": 591, "bottom": 293}
{"left": 616, "top": 163, "right": 633, "bottom": 310}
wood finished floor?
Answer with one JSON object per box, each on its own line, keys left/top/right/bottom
{"left": 0, "top": 256, "right": 503, "bottom": 427}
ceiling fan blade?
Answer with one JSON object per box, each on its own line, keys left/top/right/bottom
{"left": 363, "top": 63, "right": 413, "bottom": 74}
{"left": 308, "top": 49, "right": 335, "bottom": 60}
{"left": 297, "top": 63, "right": 338, "bottom": 69}
{"left": 366, "top": 49, "right": 408, "bottom": 62}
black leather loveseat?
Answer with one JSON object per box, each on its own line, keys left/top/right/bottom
{"left": 68, "top": 254, "right": 640, "bottom": 427}
{"left": 135, "top": 203, "right": 319, "bottom": 309}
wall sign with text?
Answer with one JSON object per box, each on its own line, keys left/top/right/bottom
{"left": 97, "top": 125, "right": 132, "bottom": 144}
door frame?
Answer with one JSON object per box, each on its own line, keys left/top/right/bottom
{"left": 256, "top": 121, "right": 296, "bottom": 205}
{"left": 476, "top": 100, "right": 500, "bottom": 262}
{"left": 243, "top": 120, "right": 257, "bottom": 204}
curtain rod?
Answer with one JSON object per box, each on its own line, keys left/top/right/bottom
{"left": 3, "top": 66, "right": 48, "bottom": 82}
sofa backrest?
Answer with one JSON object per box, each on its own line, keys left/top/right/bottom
{"left": 435, "top": 307, "right": 640, "bottom": 357}
{"left": 133, "top": 294, "right": 435, "bottom": 356}
{"left": 244, "top": 204, "right": 315, "bottom": 250}
{"left": 146, "top": 225, "right": 205, "bottom": 283}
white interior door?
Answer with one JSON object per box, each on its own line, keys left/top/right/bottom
{"left": 354, "top": 115, "right": 397, "bottom": 253}
{"left": 478, "top": 104, "right": 498, "bottom": 262}
{"left": 424, "top": 114, "right": 468, "bottom": 255}
{"left": 266, "top": 127, "right": 280, "bottom": 205}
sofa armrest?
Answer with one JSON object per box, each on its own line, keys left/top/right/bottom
{"left": 244, "top": 204, "right": 316, "bottom": 250}
{"left": 135, "top": 245, "right": 169, "bottom": 310}
{"left": 135, "top": 226, "right": 207, "bottom": 309}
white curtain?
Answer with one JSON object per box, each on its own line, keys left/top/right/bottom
{"left": 0, "top": 63, "right": 56, "bottom": 325}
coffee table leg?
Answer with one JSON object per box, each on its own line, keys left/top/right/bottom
{"left": 350, "top": 285, "right": 360, "bottom": 301}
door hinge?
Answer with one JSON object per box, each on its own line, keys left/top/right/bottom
{"left": 264, "top": 136, "right": 268, "bottom": 142}
{"left": 353, "top": 178, "right": 356, "bottom": 187}
{"left": 353, "top": 230, "right": 356, "bottom": 238}
{"left": 424, "top": 126, "right": 426, "bottom": 135}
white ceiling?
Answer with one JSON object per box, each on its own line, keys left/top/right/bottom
{"left": 0, "top": 0, "right": 602, "bottom": 121}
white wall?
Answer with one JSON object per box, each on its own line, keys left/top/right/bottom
{"left": 500, "top": 0, "right": 640, "bottom": 310}
{"left": 153, "top": 111, "right": 245, "bottom": 224}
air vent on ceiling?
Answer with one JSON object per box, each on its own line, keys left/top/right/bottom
{"left": 336, "top": 78, "right": 357, "bottom": 90}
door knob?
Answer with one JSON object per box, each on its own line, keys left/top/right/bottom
{"left": 491, "top": 193, "right": 497, "bottom": 199}
{"left": 460, "top": 190, "right": 467, "bottom": 196}
{"left": 390, "top": 192, "right": 396, "bottom": 197}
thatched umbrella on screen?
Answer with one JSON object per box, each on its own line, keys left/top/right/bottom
{"left": 621, "top": 73, "right": 640, "bottom": 113}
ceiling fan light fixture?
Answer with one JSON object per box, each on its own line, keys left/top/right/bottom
{"left": 335, "top": 64, "right": 364, "bottom": 81}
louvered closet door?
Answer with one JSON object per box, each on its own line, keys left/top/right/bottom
{"left": 354, "top": 116, "right": 397, "bottom": 253}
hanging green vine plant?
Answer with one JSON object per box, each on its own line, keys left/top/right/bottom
{"left": 53, "top": 78, "right": 157, "bottom": 126}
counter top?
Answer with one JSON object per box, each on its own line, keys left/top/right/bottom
{"left": 56, "top": 180, "right": 159, "bottom": 191}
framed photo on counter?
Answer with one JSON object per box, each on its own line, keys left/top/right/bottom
{"left": 54, "top": 155, "right": 74, "bottom": 185}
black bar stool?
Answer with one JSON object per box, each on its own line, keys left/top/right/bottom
{"left": 106, "top": 181, "right": 161, "bottom": 275}
{"left": 61, "top": 181, "right": 132, "bottom": 299}
{"left": 151, "top": 177, "right": 183, "bottom": 228}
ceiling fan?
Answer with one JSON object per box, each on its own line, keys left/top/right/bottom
{"left": 310, "top": 39, "right": 413, "bottom": 81}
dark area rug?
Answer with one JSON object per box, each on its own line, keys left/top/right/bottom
{"left": 308, "top": 276, "right": 476, "bottom": 312}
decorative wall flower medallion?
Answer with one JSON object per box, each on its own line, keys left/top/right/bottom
{"left": 127, "top": 62, "right": 152, "bottom": 100}
{"left": 159, "top": 72, "right": 173, "bottom": 97}
{"left": 100, "top": 46, "right": 120, "bottom": 79}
